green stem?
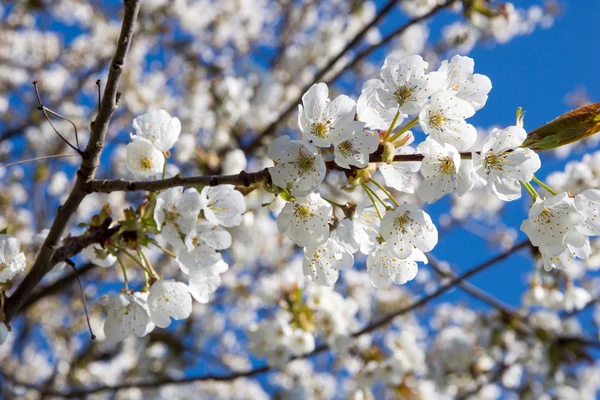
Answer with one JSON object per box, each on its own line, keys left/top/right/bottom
{"left": 322, "top": 197, "right": 346, "bottom": 210}
{"left": 116, "top": 256, "right": 129, "bottom": 291}
{"left": 361, "top": 183, "right": 383, "bottom": 220}
{"left": 520, "top": 181, "right": 539, "bottom": 201}
{"left": 138, "top": 247, "right": 159, "bottom": 279}
{"left": 113, "top": 245, "right": 152, "bottom": 276}
{"left": 149, "top": 239, "right": 177, "bottom": 258}
{"left": 369, "top": 179, "right": 400, "bottom": 207}
{"left": 388, "top": 116, "right": 418, "bottom": 143}
{"left": 161, "top": 153, "right": 167, "bottom": 180}
{"left": 383, "top": 111, "right": 401, "bottom": 141}
{"left": 532, "top": 175, "right": 558, "bottom": 196}
{"left": 362, "top": 183, "right": 388, "bottom": 208}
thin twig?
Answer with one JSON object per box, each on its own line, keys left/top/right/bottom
{"left": 0, "top": 153, "right": 79, "bottom": 169}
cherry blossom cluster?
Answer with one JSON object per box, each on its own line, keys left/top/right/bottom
{"left": 99, "top": 113, "right": 246, "bottom": 342}
{"left": 268, "top": 54, "right": 548, "bottom": 288}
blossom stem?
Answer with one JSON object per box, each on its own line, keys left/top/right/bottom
{"left": 161, "top": 153, "right": 167, "bottom": 180}
{"left": 362, "top": 183, "right": 388, "bottom": 209}
{"left": 361, "top": 183, "right": 383, "bottom": 220}
{"left": 520, "top": 181, "right": 539, "bottom": 201}
{"left": 113, "top": 245, "right": 152, "bottom": 276}
{"left": 149, "top": 239, "right": 177, "bottom": 258}
{"left": 387, "top": 116, "right": 418, "bottom": 143}
{"left": 383, "top": 111, "right": 401, "bottom": 141}
{"left": 116, "top": 256, "right": 129, "bottom": 291}
{"left": 531, "top": 175, "right": 558, "bottom": 196}
{"left": 322, "top": 197, "right": 346, "bottom": 210}
{"left": 369, "top": 179, "right": 400, "bottom": 207}
{"left": 138, "top": 248, "right": 160, "bottom": 279}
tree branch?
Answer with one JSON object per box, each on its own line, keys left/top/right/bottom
{"left": 3, "top": 0, "right": 142, "bottom": 324}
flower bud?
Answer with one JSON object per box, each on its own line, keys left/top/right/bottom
{"left": 381, "top": 142, "right": 396, "bottom": 164}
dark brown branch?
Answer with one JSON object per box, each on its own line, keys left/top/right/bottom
{"left": 3, "top": 0, "right": 142, "bottom": 324}
{"left": 244, "top": 0, "right": 456, "bottom": 153}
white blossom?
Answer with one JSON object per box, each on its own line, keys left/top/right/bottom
{"left": 377, "top": 55, "right": 435, "bottom": 115}
{"left": 380, "top": 204, "right": 438, "bottom": 259}
{"left": 418, "top": 90, "right": 477, "bottom": 151}
{"left": 268, "top": 135, "right": 326, "bottom": 196}
{"left": 298, "top": 82, "right": 363, "bottom": 147}
{"left": 416, "top": 138, "right": 474, "bottom": 203}
{"left": 357, "top": 79, "right": 404, "bottom": 130}
{"left": 147, "top": 280, "right": 193, "bottom": 328}
{"left": 303, "top": 238, "right": 354, "bottom": 287}
{"left": 473, "top": 126, "right": 541, "bottom": 201}
{"left": 332, "top": 200, "right": 380, "bottom": 254}
{"left": 199, "top": 185, "right": 246, "bottom": 227}
{"left": 277, "top": 193, "right": 332, "bottom": 248}
{"left": 154, "top": 187, "right": 202, "bottom": 250}
{"left": 99, "top": 292, "right": 154, "bottom": 342}
{"left": 367, "top": 242, "right": 426, "bottom": 288}
{"left": 429, "top": 55, "right": 492, "bottom": 111}
{"left": 125, "top": 137, "right": 165, "bottom": 178}
{"left": 132, "top": 109, "right": 181, "bottom": 152}
{"left": 0, "top": 234, "right": 26, "bottom": 283}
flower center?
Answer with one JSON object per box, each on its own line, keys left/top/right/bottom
{"left": 538, "top": 207, "right": 556, "bottom": 224}
{"left": 428, "top": 111, "right": 446, "bottom": 129}
{"left": 483, "top": 152, "right": 504, "bottom": 174}
{"left": 438, "top": 156, "right": 455, "bottom": 175}
{"left": 311, "top": 121, "right": 330, "bottom": 139}
{"left": 337, "top": 140, "right": 354, "bottom": 157}
{"left": 395, "top": 86, "right": 414, "bottom": 104}
{"left": 139, "top": 157, "right": 154, "bottom": 170}
{"left": 297, "top": 151, "right": 316, "bottom": 174}
{"left": 294, "top": 204, "right": 314, "bottom": 221}
{"left": 393, "top": 211, "right": 413, "bottom": 233}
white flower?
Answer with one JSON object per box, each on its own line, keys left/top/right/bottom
{"left": 574, "top": 189, "right": 600, "bottom": 236}
{"left": 303, "top": 238, "right": 354, "bottom": 287}
{"left": 177, "top": 223, "right": 232, "bottom": 274}
{"left": 125, "top": 138, "right": 165, "bottom": 178}
{"left": 416, "top": 138, "right": 474, "bottom": 204}
{"left": 367, "top": 242, "right": 426, "bottom": 288}
{"left": 268, "top": 136, "right": 326, "bottom": 196}
{"left": 357, "top": 79, "right": 405, "bottom": 130}
{"left": 298, "top": 82, "right": 363, "bottom": 147}
{"left": 563, "top": 284, "right": 591, "bottom": 312}
{"left": 332, "top": 200, "right": 380, "bottom": 254}
{"left": 433, "top": 326, "right": 474, "bottom": 372}
{"left": 539, "top": 241, "right": 591, "bottom": 271}
{"left": 277, "top": 193, "right": 332, "bottom": 248}
{"left": 199, "top": 185, "right": 246, "bottom": 227}
{"left": 520, "top": 193, "right": 587, "bottom": 248}
{"left": 154, "top": 187, "right": 202, "bottom": 250}
{"left": 0, "top": 234, "right": 26, "bottom": 283}
{"left": 132, "top": 109, "right": 181, "bottom": 152}
{"left": 188, "top": 267, "right": 224, "bottom": 304}
{"left": 379, "top": 144, "right": 421, "bottom": 194}
{"left": 377, "top": 55, "right": 435, "bottom": 115}
{"left": 147, "top": 280, "right": 192, "bottom": 328}
{"left": 380, "top": 204, "right": 438, "bottom": 259}
{"left": 418, "top": 91, "right": 477, "bottom": 151}
{"left": 81, "top": 244, "right": 116, "bottom": 268}
{"left": 288, "top": 329, "right": 316, "bottom": 356}
{"left": 473, "top": 126, "right": 541, "bottom": 201}
{"left": 429, "top": 55, "right": 492, "bottom": 111}
{"left": 333, "top": 128, "right": 379, "bottom": 169}
{"left": 99, "top": 292, "right": 154, "bottom": 342}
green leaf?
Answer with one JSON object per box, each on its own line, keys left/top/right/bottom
{"left": 522, "top": 102, "right": 600, "bottom": 150}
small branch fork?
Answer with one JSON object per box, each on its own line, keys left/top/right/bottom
{"left": 32, "top": 81, "right": 82, "bottom": 154}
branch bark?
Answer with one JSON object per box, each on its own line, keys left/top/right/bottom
{"left": 3, "top": 0, "right": 142, "bottom": 323}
